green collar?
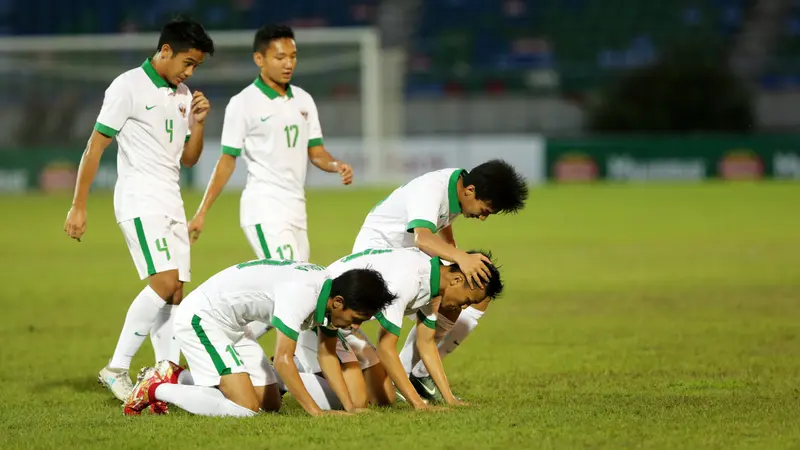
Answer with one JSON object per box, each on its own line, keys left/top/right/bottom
{"left": 429, "top": 257, "right": 441, "bottom": 298}
{"left": 315, "top": 279, "right": 333, "bottom": 324}
{"left": 254, "top": 75, "right": 294, "bottom": 99}
{"left": 448, "top": 169, "right": 466, "bottom": 215}
{"left": 141, "top": 58, "right": 175, "bottom": 91}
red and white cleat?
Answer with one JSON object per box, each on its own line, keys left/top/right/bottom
{"left": 153, "top": 360, "right": 185, "bottom": 385}
{"left": 122, "top": 367, "right": 164, "bottom": 416}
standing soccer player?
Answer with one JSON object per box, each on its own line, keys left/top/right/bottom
{"left": 187, "top": 24, "right": 353, "bottom": 263}
{"left": 63, "top": 19, "right": 215, "bottom": 402}
{"left": 352, "top": 160, "right": 528, "bottom": 399}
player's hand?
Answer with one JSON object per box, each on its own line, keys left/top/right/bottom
{"left": 64, "top": 206, "right": 87, "bottom": 242}
{"left": 454, "top": 252, "right": 493, "bottom": 290}
{"left": 191, "top": 91, "right": 210, "bottom": 124}
{"left": 337, "top": 161, "right": 353, "bottom": 185}
{"left": 317, "top": 410, "right": 352, "bottom": 416}
{"left": 446, "top": 398, "right": 469, "bottom": 407}
{"left": 188, "top": 213, "right": 205, "bottom": 244}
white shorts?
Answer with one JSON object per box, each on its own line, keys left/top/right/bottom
{"left": 242, "top": 224, "right": 310, "bottom": 262}
{"left": 119, "top": 215, "right": 190, "bottom": 282}
{"left": 294, "top": 328, "right": 381, "bottom": 374}
{"left": 174, "top": 294, "right": 277, "bottom": 387}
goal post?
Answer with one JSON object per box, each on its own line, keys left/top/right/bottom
{"left": 0, "top": 27, "right": 385, "bottom": 185}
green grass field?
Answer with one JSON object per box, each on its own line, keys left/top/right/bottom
{"left": 1, "top": 182, "right": 800, "bottom": 449}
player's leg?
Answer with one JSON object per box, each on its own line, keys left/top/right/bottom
{"left": 234, "top": 336, "right": 281, "bottom": 412}
{"left": 343, "top": 329, "right": 394, "bottom": 406}
{"left": 294, "top": 329, "right": 367, "bottom": 407}
{"left": 100, "top": 216, "right": 183, "bottom": 401}
{"left": 149, "top": 220, "right": 191, "bottom": 365}
{"left": 127, "top": 308, "right": 258, "bottom": 417}
{"left": 410, "top": 303, "right": 485, "bottom": 380}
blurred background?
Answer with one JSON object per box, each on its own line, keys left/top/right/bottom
{"left": 1, "top": 0, "right": 799, "bottom": 191}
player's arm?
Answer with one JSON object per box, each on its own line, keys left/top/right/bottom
{"left": 375, "top": 325, "right": 430, "bottom": 410}
{"left": 272, "top": 330, "right": 328, "bottom": 416}
{"left": 65, "top": 78, "right": 131, "bottom": 241}
{"left": 438, "top": 224, "right": 457, "bottom": 247}
{"left": 304, "top": 94, "right": 352, "bottom": 184}
{"left": 414, "top": 300, "right": 463, "bottom": 406}
{"left": 414, "top": 228, "right": 491, "bottom": 289}
{"left": 181, "top": 91, "right": 210, "bottom": 167}
{"left": 316, "top": 329, "right": 359, "bottom": 412}
{"left": 187, "top": 97, "right": 242, "bottom": 243}
{"left": 308, "top": 145, "right": 353, "bottom": 185}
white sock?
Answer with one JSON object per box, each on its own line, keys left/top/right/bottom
{"left": 411, "top": 312, "right": 466, "bottom": 378}
{"left": 400, "top": 314, "right": 456, "bottom": 375}
{"left": 151, "top": 305, "right": 180, "bottom": 364}
{"left": 299, "top": 373, "right": 343, "bottom": 411}
{"left": 109, "top": 286, "right": 166, "bottom": 370}
{"left": 153, "top": 384, "right": 257, "bottom": 417}
{"left": 177, "top": 369, "right": 194, "bottom": 385}
{"left": 244, "top": 320, "right": 272, "bottom": 340}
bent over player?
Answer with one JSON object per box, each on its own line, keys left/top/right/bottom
{"left": 123, "top": 259, "right": 396, "bottom": 417}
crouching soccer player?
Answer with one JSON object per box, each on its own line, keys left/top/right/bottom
{"left": 123, "top": 259, "right": 396, "bottom": 417}
{"left": 293, "top": 247, "right": 503, "bottom": 410}
{"left": 351, "top": 159, "right": 526, "bottom": 399}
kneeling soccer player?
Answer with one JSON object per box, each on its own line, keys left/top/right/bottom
{"left": 294, "top": 247, "right": 503, "bottom": 410}
{"left": 123, "top": 258, "right": 397, "bottom": 417}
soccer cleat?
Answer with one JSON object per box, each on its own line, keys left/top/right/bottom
{"left": 410, "top": 375, "right": 444, "bottom": 403}
{"left": 122, "top": 367, "right": 165, "bottom": 416}
{"left": 153, "top": 359, "right": 185, "bottom": 385}
{"left": 98, "top": 366, "right": 134, "bottom": 402}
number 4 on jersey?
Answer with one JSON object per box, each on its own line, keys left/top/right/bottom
{"left": 165, "top": 119, "right": 174, "bottom": 143}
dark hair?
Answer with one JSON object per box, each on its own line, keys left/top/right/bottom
{"left": 157, "top": 18, "right": 215, "bottom": 56}
{"left": 253, "top": 24, "right": 295, "bottom": 53}
{"left": 449, "top": 250, "right": 504, "bottom": 300}
{"left": 462, "top": 159, "right": 528, "bottom": 214}
{"left": 331, "top": 268, "right": 397, "bottom": 317}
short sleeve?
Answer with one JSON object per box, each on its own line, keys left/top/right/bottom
{"left": 94, "top": 77, "right": 132, "bottom": 137}
{"left": 416, "top": 304, "right": 437, "bottom": 330}
{"left": 184, "top": 90, "right": 193, "bottom": 142}
{"left": 221, "top": 96, "right": 246, "bottom": 157}
{"left": 375, "top": 278, "right": 420, "bottom": 336}
{"left": 271, "top": 283, "right": 318, "bottom": 341}
{"left": 405, "top": 181, "right": 445, "bottom": 233}
{"left": 305, "top": 95, "right": 323, "bottom": 148}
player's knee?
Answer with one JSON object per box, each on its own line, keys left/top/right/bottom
{"left": 169, "top": 282, "right": 185, "bottom": 305}
{"left": 149, "top": 272, "right": 181, "bottom": 299}
{"left": 262, "top": 394, "right": 282, "bottom": 412}
{"left": 236, "top": 396, "right": 261, "bottom": 413}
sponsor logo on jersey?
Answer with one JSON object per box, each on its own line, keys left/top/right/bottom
{"left": 718, "top": 149, "right": 763, "bottom": 180}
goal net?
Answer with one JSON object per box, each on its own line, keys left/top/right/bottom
{"left": 0, "top": 28, "right": 385, "bottom": 190}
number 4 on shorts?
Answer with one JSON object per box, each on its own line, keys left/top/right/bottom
{"left": 155, "top": 237, "right": 171, "bottom": 261}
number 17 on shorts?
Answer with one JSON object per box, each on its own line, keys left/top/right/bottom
{"left": 119, "top": 215, "right": 191, "bottom": 282}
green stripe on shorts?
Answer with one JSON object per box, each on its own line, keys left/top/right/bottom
{"left": 191, "top": 315, "right": 231, "bottom": 376}
{"left": 133, "top": 217, "right": 156, "bottom": 276}
{"left": 255, "top": 224, "right": 272, "bottom": 258}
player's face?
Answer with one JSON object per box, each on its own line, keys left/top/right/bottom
{"left": 440, "top": 274, "right": 488, "bottom": 311}
{"left": 328, "top": 298, "right": 372, "bottom": 331}
{"left": 460, "top": 186, "right": 495, "bottom": 220}
{"left": 162, "top": 46, "right": 206, "bottom": 85}
{"left": 262, "top": 38, "right": 297, "bottom": 85}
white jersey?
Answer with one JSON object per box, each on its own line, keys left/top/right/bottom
{"left": 327, "top": 248, "right": 440, "bottom": 336}
{"left": 355, "top": 168, "right": 465, "bottom": 249}
{"left": 95, "top": 58, "right": 193, "bottom": 223}
{"left": 191, "top": 259, "right": 334, "bottom": 340}
{"left": 220, "top": 77, "right": 324, "bottom": 229}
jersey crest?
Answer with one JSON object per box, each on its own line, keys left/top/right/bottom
{"left": 178, "top": 103, "right": 187, "bottom": 118}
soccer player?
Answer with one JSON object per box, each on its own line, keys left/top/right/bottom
{"left": 187, "top": 23, "right": 353, "bottom": 262}
{"left": 353, "top": 160, "right": 527, "bottom": 399}
{"left": 123, "top": 259, "right": 397, "bottom": 417}
{"left": 62, "top": 19, "right": 215, "bottom": 402}
{"left": 293, "top": 247, "right": 504, "bottom": 410}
